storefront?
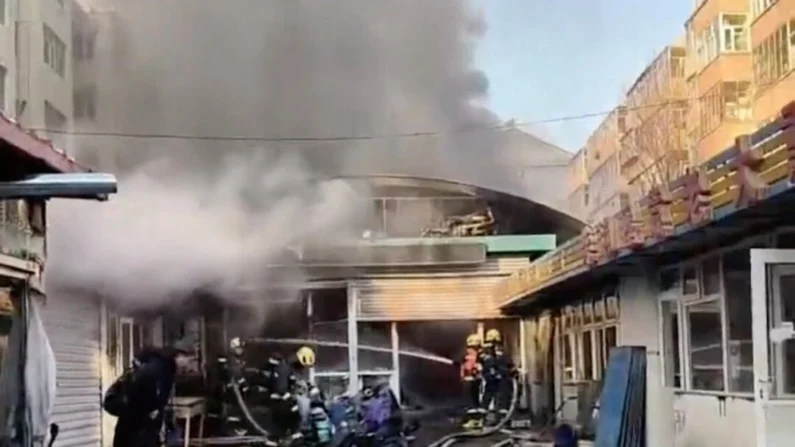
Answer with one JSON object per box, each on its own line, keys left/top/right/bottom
{"left": 496, "top": 102, "right": 795, "bottom": 446}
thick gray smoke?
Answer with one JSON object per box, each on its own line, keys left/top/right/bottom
{"left": 47, "top": 0, "right": 514, "bottom": 317}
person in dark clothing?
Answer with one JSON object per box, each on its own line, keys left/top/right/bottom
{"left": 110, "top": 337, "right": 193, "bottom": 447}
{"left": 266, "top": 346, "right": 316, "bottom": 442}
{"left": 478, "top": 329, "right": 516, "bottom": 425}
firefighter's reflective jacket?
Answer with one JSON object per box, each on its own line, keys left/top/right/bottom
{"left": 460, "top": 347, "right": 481, "bottom": 381}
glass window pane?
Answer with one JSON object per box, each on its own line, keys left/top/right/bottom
{"left": 594, "top": 329, "right": 604, "bottom": 379}
{"left": 583, "top": 331, "right": 594, "bottom": 380}
{"left": 662, "top": 301, "right": 682, "bottom": 388}
{"left": 687, "top": 300, "right": 725, "bottom": 391}
{"left": 723, "top": 248, "right": 753, "bottom": 392}
{"left": 773, "top": 272, "right": 795, "bottom": 396}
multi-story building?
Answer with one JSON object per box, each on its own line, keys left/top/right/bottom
{"left": 581, "top": 107, "right": 626, "bottom": 222}
{"left": 565, "top": 148, "right": 587, "bottom": 220}
{"left": 685, "top": 0, "right": 754, "bottom": 163}
{"left": 750, "top": 0, "right": 795, "bottom": 123}
{"left": 15, "top": 0, "right": 75, "bottom": 149}
{"left": 620, "top": 43, "right": 689, "bottom": 196}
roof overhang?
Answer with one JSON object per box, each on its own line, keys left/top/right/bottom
{"left": 316, "top": 173, "right": 584, "bottom": 237}
{"left": 0, "top": 115, "right": 88, "bottom": 174}
{"left": 503, "top": 163, "right": 795, "bottom": 315}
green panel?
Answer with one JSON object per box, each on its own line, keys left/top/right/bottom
{"left": 338, "top": 234, "right": 555, "bottom": 253}
{"left": 481, "top": 234, "right": 556, "bottom": 253}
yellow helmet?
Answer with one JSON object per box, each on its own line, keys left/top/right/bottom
{"left": 296, "top": 346, "right": 316, "bottom": 367}
{"left": 466, "top": 333, "right": 481, "bottom": 347}
{"left": 485, "top": 329, "right": 501, "bottom": 343}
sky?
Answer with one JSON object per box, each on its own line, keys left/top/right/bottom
{"left": 475, "top": 0, "right": 693, "bottom": 152}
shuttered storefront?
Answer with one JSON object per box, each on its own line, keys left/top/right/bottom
{"left": 354, "top": 256, "right": 529, "bottom": 321}
{"left": 42, "top": 294, "right": 103, "bottom": 447}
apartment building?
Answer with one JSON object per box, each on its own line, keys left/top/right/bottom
{"left": 565, "top": 148, "right": 587, "bottom": 220}
{"left": 0, "top": 1, "right": 16, "bottom": 114}
{"left": 621, "top": 44, "right": 690, "bottom": 194}
{"left": 15, "top": 0, "right": 74, "bottom": 149}
{"left": 685, "top": 0, "right": 755, "bottom": 163}
{"left": 567, "top": 107, "right": 626, "bottom": 223}
{"left": 751, "top": 0, "right": 795, "bottom": 123}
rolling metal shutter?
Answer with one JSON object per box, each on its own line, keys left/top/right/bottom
{"left": 42, "top": 294, "right": 103, "bottom": 447}
{"left": 353, "top": 255, "right": 531, "bottom": 321}
{"left": 354, "top": 275, "right": 506, "bottom": 320}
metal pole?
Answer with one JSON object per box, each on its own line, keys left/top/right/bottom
{"left": 346, "top": 283, "right": 359, "bottom": 394}
{"left": 307, "top": 291, "right": 315, "bottom": 383}
{"left": 390, "top": 322, "right": 401, "bottom": 403}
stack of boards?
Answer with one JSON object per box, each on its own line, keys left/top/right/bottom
{"left": 594, "top": 346, "right": 647, "bottom": 447}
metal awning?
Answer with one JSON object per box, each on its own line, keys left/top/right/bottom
{"left": 503, "top": 178, "right": 795, "bottom": 314}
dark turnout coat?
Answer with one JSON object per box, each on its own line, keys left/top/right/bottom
{"left": 112, "top": 348, "right": 178, "bottom": 447}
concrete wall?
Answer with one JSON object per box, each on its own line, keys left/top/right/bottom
{"left": 14, "top": 0, "right": 74, "bottom": 147}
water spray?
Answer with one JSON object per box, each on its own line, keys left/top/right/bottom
{"left": 250, "top": 337, "right": 455, "bottom": 365}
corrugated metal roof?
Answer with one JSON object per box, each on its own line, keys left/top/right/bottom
{"left": 0, "top": 114, "right": 88, "bottom": 174}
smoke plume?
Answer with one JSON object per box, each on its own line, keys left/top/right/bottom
{"left": 47, "top": 0, "right": 513, "bottom": 316}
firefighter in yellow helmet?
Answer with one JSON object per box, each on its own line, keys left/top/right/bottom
{"left": 478, "top": 329, "right": 516, "bottom": 425}
{"left": 268, "top": 346, "right": 318, "bottom": 442}
{"left": 460, "top": 333, "right": 483, "bottom": 430}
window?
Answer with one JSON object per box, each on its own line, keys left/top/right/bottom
{"left": 720, "top": 14, "right": 749, "bottom": 52}
{"left": 43, "top": 24, "right": 66, "bottom": 77}
{"left": 723, "top": 81, "right": 753, "bottom": 120}
{"left": 753, "top": 22, "right": 793, "bottom": 90}
{"left": 659, "top": 244, "right": 774, "bottom": 394}
{"left": 723, "top": 248, "right": 753, "bottom": 392}
{"left": 73, "top": 28, "right": 96, "bottom": 61}
{"left": 697, "top": 81, "right": 753, "bottom": 139}
{"left": 752, "top": 0, "right": 777, "bottom": 18}
{"left": 661, "top": 300, "right": 682, "bottom": 387}
{"left": 74, "top": 85, "right": 97, "bottom": 119}
{"left": 557, "top": 294, "right": 619, "bottom": 383}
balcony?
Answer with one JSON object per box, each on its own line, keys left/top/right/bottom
{"left": 0, "top": 224, "right": 45, "bottom": 265}
{"left": 0, "top": 200, "right": 46, "bottom": 266}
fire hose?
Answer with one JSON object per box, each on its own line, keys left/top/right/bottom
{"left": 426, "top": 378, "right": 519, "bottom": 447}
{"left": 249, "top": 337, "right": 455, "bottom": 365}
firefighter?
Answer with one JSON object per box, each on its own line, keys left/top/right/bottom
{"left": 489, "top": 330, "right": 518, "bottom": 418}
{"left": 478, "top": 328, "right": 516, "bottom": 425}
{"left": 267, "top": 346, "right": 317, "bottom": 443}
{"left": 460, "top": 333, "right": 483, "bottom": 430}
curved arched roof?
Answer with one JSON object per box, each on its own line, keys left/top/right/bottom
{"left": 316, "top": 173, "right": 584, "bottom": 238}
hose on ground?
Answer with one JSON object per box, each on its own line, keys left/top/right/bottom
{"left": 426, "top": 378, "right": 519, "bottom": 447}
{"left": 228, "top": 369, "right": 275, "bottom": 442}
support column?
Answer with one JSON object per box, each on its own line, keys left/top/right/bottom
{"left": 620, "top": 273, "right": 675, "bottom": 447}
{"left": 390, "top": 321, "right": 401, "bottom": 403}
{"left": 307, "top": 291, "right": 315, "bottom": 384}
{"left": 347, "top": 283, "right": 359, "bottom": 394}
{"left": 518, "top": 318, "right": 528, "bottom": 409}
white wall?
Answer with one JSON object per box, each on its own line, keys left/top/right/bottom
{"left": 619, "top": 274, "right": 675, "bottom": 447}
{"left": 619, "top": 273, "right": 757, "bottom": 447}
{"left": 0, "top": 0, "right": 17, "bottom": 114}
{"left": 16, "top": 0, "right": 73, "bottom": 144}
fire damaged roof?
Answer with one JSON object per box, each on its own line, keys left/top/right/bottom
{"left": 321, "top": 174, "right": 584, "bottom": 239}
{"left": 0, "top": 114, "right": 88, "bottom": 175}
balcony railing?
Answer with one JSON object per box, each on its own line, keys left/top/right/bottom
{"left": 0, "top": 223, "right": 45, "bottom": 263}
